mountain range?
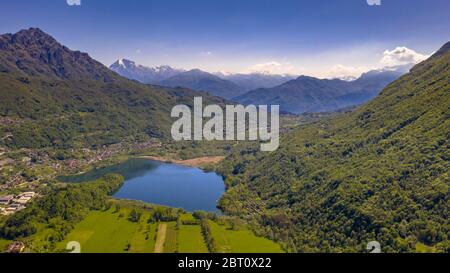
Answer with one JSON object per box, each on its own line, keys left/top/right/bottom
{"left": 110, "top": 59, "right": 295, "bottom": 99}
{"left": 110, "top": 58, "right": 409, "bottom": 112}
{"left": 110, "top": 58, "right": 184, "bottom": 84}
{"left": 0, "top": 28, "right": 224, "bottom": 149}
{"left": 216, "top": 72, "right": 296, "bottom": 91}
{"left": 235, "top": 65, "right": 411, "bottom": 114}
{"left": 159, "top": 69, "right": 246, "bottom": 99}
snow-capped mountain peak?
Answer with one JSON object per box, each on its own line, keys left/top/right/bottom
{"left": 109, "top": 59, "right": 184, "bottom": 84}
{"left": 113, "top": 58, "right": 136, "bottom": 69}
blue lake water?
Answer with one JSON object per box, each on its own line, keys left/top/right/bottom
{"left": 57, "top": 158, "right": 225, "bottom": 212}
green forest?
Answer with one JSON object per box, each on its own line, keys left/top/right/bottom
{"left": 217, "top": 43, "right": 450, "bottom": 253}
{"left": 0, "top": 174, "right": 124, "bottom": 243}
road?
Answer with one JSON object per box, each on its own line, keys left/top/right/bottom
{"left": 154, "top": 223, "right": 167, "bottom": 253}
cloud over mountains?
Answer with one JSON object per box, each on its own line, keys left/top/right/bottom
{"left": 380, "top": 46, "right": 429, "bottom": 66}
{"left": 66, "top": 0, "right": 81, "bottom": 6}
{"left": 245, "top": 61, "right": 296, "bottom": 75}
{"left": 325, "top": 46, "right": 429, "bottom": 80}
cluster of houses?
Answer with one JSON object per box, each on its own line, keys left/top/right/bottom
{"left": 0, "top": 191, "right": 36, "bottom": 215}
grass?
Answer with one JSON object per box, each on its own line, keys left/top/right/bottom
{"left": 56, "top": 213, "right": 282, "bottom": 253}
{"left": 27, "top": 223, "right": 62, "bottom": 253}
{"left": 163, "top": 222, "right": 178, "bottom": 253}
{"left": 178, "top": 225, "right": 208, "bottom": 253}
{"left": 415, "top": 243, "right": 437, "bottom": 253}
{"left": 129, "top": 222, "right": 157, "bottom": 253}
{"left": 59, "top": 208, "right": 156, "bottom": 253}
{"left": 0, "top": 238, "right": 11, "bottom": 252}
{"left": 209, "top": 221, "right": 283, "bottom": 253}
{"left": 179, "top": 213, "right": 196, "bottom": 222}
{"left": 18, "top": 202, "right": 283, "bottom": 253}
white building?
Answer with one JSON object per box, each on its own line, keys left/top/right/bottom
{"left": 0, "top": 195, "right": 14, "bottom": 205}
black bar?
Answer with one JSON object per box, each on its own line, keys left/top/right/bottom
{"left": 0, "top": 253, "right": 447, "bottom": 272}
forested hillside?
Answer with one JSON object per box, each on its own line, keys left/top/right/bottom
{"left": 0, "top": 28, "right": 225, "bottom": 149}
{"left": 160, "top": 69, "right": 246, "bottom": 99}
{"left": 218, "top": 42, "right": 450, "bottom": 252}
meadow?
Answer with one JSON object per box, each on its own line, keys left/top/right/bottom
{"left": 178, "top": 225, "right": 208, "bottom": 253}
{"left": 59, "top": 208, "right": 157, "bottom": 253}
{"left": 56, "top": 207, "right": 282, "bottom": 253}
{"left": 0, "top": 238, "right": 11, "bottom": 252}
{"left": 209, "top": 221, "right": 283, "bottom": 253}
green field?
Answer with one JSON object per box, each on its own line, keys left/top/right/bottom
{"left": 415, "top": 243, "right": 437, "bottom": 253}
{"left": 59, "top": 209, "right": 157, "bottom": 253}
{"left": 178, "top": 225, "right": 208, "bottom": 253}
{"left": 24, "top": 204, "right": 283, "bottom": 253}
{"left": 209, "top": 221, "right": 283, "bottom": 253}
{"left": 163, "top": 222, "right": 178, "bottom": 253}
{"left": 179, "top": 213, "right": 196, "bottom": 222}
{"left": 0, "top": 238, "right": 11, "bottom": 252}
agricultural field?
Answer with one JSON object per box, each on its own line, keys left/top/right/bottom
{"left": 209, "top": 221, "right": 283, "bottom": 253}
{"left": 22, "top": 203, "right": 283, "bottom": 253}
{"left": 58, "top": 208, "right": 157, "bottom": 253}
{"left": 179, "top": 213, "right": 197, "bottom": 222}
{"left": 163, "top": 222, "right": 178, "bottom": 253}
{"left": 178, "top": 224, "right": 208, "bottom": 253}
{"left": 0, "top": 238, "right": 11, "bottom": 252}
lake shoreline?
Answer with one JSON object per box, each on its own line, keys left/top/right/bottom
{"left": 138, "top": 155, "right": 225, "bottom": 168}
{"left": 58, "top": 158, "right": 225, "bottom": 212}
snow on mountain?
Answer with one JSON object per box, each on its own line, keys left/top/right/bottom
{"left": 110, "top": 59, "right": 184, "bottom": 84}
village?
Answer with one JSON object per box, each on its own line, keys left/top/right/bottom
{"left": 0, "top": 191, "right": 36, "bottom": 216}
{"left": 0, "top": 139, "right": 162, "bottom": 253}
{"left": 1, "top": 139, "right": 161, "bottom": 213}
{"left": 0, "top": 139, "right": 161, "bottom": 193}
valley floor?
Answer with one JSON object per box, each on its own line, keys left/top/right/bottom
{"left": 52, "top": 205, "right": 283, "bottom": 253}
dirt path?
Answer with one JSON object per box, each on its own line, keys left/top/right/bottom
{"left": 154, "top": 223, "right": 167, "bottom": 253}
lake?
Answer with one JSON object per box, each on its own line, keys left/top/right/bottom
{"left": 57, "top": 158, "right": 225, "bottom": 212}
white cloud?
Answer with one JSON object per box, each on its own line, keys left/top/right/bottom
{"left": 380, "top": 46, "right": 429, "bottom": 67}
{"left": 367, "top": 0, "right": 381, "bottom": 6}
{"left": 325, "top": 64, "right": 369, "bottom": 80}
{"left": 200, "top": 51, "right": 213, "bottom": 56}
{"left": 245, "top": 61, "right": 296, "bottom": 75}
{"left": 66, "top": 0, "right": 81, "bottom": 6}
{"left": 323, "top": 46, "right": 429, "bottom": 80}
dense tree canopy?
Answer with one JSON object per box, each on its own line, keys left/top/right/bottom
{"left": 218, "top": 42, "right": 450, "bottom": 253}
{"left": 0, "top": 174, "right": 124, "bottom": 240}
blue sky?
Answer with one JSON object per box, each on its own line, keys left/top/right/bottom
{"left": 0, "top": 0, "right": 449, "bottom": 78}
